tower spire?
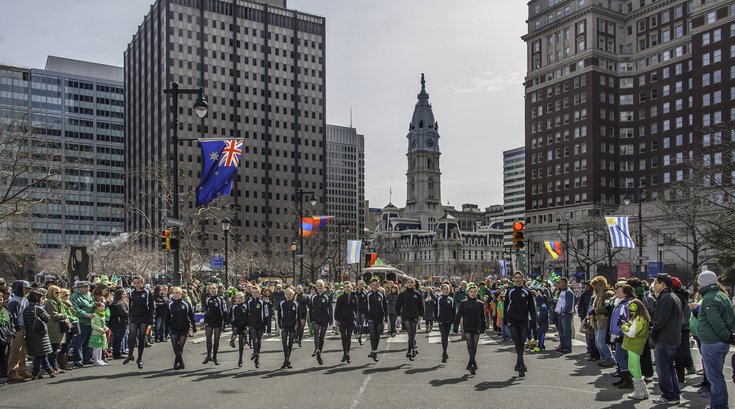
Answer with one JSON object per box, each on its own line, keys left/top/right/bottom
{"left": 421, "top": 73, "right": 425, "bottom": 92}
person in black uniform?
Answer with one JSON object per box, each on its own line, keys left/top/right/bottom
{"left": 229, "top": 292, "right": 248, "bottom": 368}
{"left": 202, "top": 284, "right": 228, "bottom": 365}
{"left": 278, "top": 288, "right": 299, "bottom": 369}
{"left": 166, "top": 287, "right": 196, "bottom": 370}
{"left": 246, "top": 287, "right": 266, "bottom": 368}
{"left": 453, "top": 285, "right": 486, "bottom": 375}
{"left": 123, "top": 275, "right": 154, "bottom": 369}
{"left": 354, "top": 280, "right": 368, "bottom": 345}
{"left": 396, "top": 277, "right": 424, "bottom": 361}
{"left": 365, "top": 278, "right": 387, "bottom": 362}
{"left": 334, "top": 281, "right": 358, "bottom": 363}
{"left": 504, "top": 272, "right": 537, "bottom": 377}
{"left": 436, "top": 283, "right": 455, "bottom": 363}
{"left": 295, "top": 285, "right": 310, "bottom": 348}
{"left": 309, "top": 280, "right": 332, "bottom": 365}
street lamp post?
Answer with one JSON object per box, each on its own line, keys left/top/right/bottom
{"left": 295, "top": 188, "right": 317, "bottom": 284}
{"left": 624, "top": 187, "right": 645, "bottom": 278}
{"left": 335, "top": 221, "right": 350, "bottom": 283}
{"left": 163, "top": 82, "right": 208, "bottom": 286}
{"left": 290, "top": 242, "right": 297, "bottom": 285}
{"left": 558, "top": 222, "right": 570, "bottom": 278}
{"left": 657, "top": 242, "right": 664, "bottom": 265}
{"left": 222, "top": 218, "right": 231, "bottom": 289}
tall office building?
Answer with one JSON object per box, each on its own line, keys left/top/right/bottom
{"left": 0, "top": 56, "right": 125, "bottom": 250}
{"left": 125, "top": 0, "right": 326, "bottom": 260}
{"left": 503, "top": 147, "right": 525, "bottom": 248}
{"left": 326, "top": 124, "right": 365, "bottom": 235}
{"left": 523, "top": 0, "right": 735, "bottom": 237}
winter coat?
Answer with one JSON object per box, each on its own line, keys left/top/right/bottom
{"left": 44, "top": 296, "right": 68, "bottom": 344}
{"left": 591, "top": 289, "right": 615, "bottom": 330}
{"left": 650, "top": 288, "right": 682, "bottom": 345}
{"left": 610, "top": 298, "right": 631, "bottom": 338}
{"left": 109, "top": 300, "right": 129, "bottom": 330}
{"left": 70, "top": 291, "right": 94, "bottom": 326}
{"left": 454, "top": 298, "right": 486, "bottom": 333}
{"left": 577, "top": 289, "right": 593, "bottom": 319}
{"left": 386, "top": 292, "right": 398, "bottom": 315}
{"left": 23, "top": 303, "right": 52, "bottom": 357}
{"left": 396, "top": 289, "right": 425, "bottom": 320}
{"left": 89, "top": 311, "right": 108, "bottom": 349}
{"left": 697, "top": 284, "right": 735, "bottom": 344}
{"left": 423, "top": 294, "right": 437, "bottom": 321}
{"left": 622, "top": 314, "right": 649, "bottom": 355}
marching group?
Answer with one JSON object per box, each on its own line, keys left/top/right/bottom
{"left": 0, "top": 270, "right": 734, "bottom": 408}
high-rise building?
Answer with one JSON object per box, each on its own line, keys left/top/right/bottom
{"left": 326, "top": 124, "right": 364, "bottom": 234}
{"left": 0, "top": 56, "right": 125, "bottom": 250}
{"left": 125, "top": 0, "right": 326, "bottom": 264}
{"left": 523, "top": 0, "right": 735, "bottom": 238}
{"left": 503, "top": 147, "right": 525, "bottom": 248}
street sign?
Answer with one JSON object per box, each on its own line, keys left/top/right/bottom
{"left": 636, "top": 256, "right": 649, "bottom": 260}
{"left": 210, "top": 256, "right": 224, "bottom": 269}
{"left": 163, "top": 216, "right": 191, "bottom": 228}
{"left": 648, "top": 261, "right": 663, "bottom": 278}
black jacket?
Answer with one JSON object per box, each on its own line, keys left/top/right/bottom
{"left": 231, "top": 303, "right": 248, "bottom": 330}
{"left": 108, "top": 300, "right": 129, "bottom": 330}
{"left": 577, "top": 289, "right": 593, "bottom": 319}
{"left": 247, "top": 298, "right": 267, "bottom": 329}
{"left": 365, "top": 290, "right": 387, "bottom": 322}
{"left": 651, "top": 288, "right": 682, "bottom": 345}
{"left": 334, "top": 292, "right": 358, "bottom": 326}
{"left": 278, "top": 300, "right": 299, "bottom": 330}
{"left": 504, "top": 287, "right": 537, "bottom": 324}
{"left": 454, "top": 298, "right": 486, "bottom": 333}
{"left": 166, "top": 299, "right": 196, "bottom": 332}
{"left": 23, "top": 303, "right": 52, "bottom": 357}
{"left": 154, "top": 295, "right": 169, "bottom": 320}
{"left": 355, "top": 289, "right": 368, "bottom": 314}
{"left": 128, "top": 289, "right": 154, "bottom": 324}
{"left": 396, "top": 288, "right": 424, "bottom": 320}
{"left": 203, "top": 295, "right": 228, "bottom": 327}
{"left": 309, "top": 293, "right": 332, "bottom": 324}
{"left": 435, "top": 295, "right": 456, "bottom": 324}
{"left": 297, "top": 293, "right": 310, "bottom": 319}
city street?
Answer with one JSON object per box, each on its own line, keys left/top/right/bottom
{"left": 3, "top": 327, "right": 731, "bottom": 408}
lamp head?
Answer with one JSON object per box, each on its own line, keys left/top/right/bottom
{"left": 221, "top": 217, "right": 231, "bottom": 232}
{"left": 193, "top": 89, "right": 208, "bottom": 118}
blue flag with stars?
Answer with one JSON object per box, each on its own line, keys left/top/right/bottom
{"left": 195, "top": 139, "right": 243, "bottom": 206}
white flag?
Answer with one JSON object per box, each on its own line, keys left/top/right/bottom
{"left": 346, "top": 240, "right": 362, "bottom": 264}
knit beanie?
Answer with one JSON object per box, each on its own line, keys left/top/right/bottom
{"left": 697, "top": 270, "right": 718, "bottom": 288}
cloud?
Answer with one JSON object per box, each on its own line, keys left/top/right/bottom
{"left": 452, "top": 71, "right": 524, "bottom": 94}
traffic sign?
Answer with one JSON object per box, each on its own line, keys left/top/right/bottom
{"left": 636, "top": 256, "right": 649, "bottom": 260}
{"left": 163, "top": 216, "right": 191, "bottom": 228}
{"left": 210, "top": 256, "right": 224, "bottom": 269}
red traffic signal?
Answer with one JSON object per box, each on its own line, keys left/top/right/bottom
{"left": 512, "top": 221, "right": 525, "bottom": 250}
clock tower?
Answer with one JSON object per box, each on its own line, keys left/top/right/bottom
{"left": 405, "top": 73, "right": 443, "bottom": 231}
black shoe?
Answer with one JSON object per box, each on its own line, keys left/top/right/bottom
{"left": 137, "top": 361, "right": 143, "bottom": 369}
{"left": 281, "top": 361, "right": 288, "bottom": 369}
{"left": 341, "top": 354, "right": 347, "bottom": 363}
{"left": 123, "top": 356, "right": 133, "bottom": 365}
{"left": 413, "top": 348, "right": 418, "bottom": 356}
{"left": 286, "top": 361, "right": 292, "bottom": 369}
{"left": 442, "top": 353, "right": 448, "bottom": 363}
{"left": 180, "top": 362, "right": 185, "bottom": 370}
{"left": 238, "top": 357, "right": 243, "bottom": 368}
{"left": 254, "top": 356, "right": 259, "bottom": 368}
{"left": 173, "top": 362, "right": 181, "bottom": 370}
{"left": 311, "top": 350, "right": 318, "bottom": 357}
{"left": 250, "top": 353, "right": 256, "bottom": 361}
{"left": 407, "top": 352, "right": 414, "bottom": 361}
{"left": 372, "top": 353, "right": 379, "bottom": 362}
{"left": 202, "top": 356, "right": 211, "bottom": 365}
{"left": 230, "top": 339, "right": 236, "bottom": 349}
{"left": 470, "top": 366, "right": 476, "bottom": 375}
{"left": 358, "top": 338, "right": 363, "bottom": 345}
{"left": 212, "top": 357, "right": 219, "bottom": 366}
{"left": 298, "top": 341, "right": 302, "bottom": 348}
{"left": 346, "top": 354, "right": 351, "bottom": 364}
{"left": 316, "top": 354, "right": 323, "bottom": 365}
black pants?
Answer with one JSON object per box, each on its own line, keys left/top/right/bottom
{"left": 368, "top": 321, "right": 383, "bottom": 352}
{"left": 231, "top": 326, "right": 246, "bottom": 361}
{"left": 388, "top": 313, "right": 397, "bottom": 334}
{"left": 641, "top": 335, "right": 654, "bottom": 377}
{"left": 313, "top": 323, "right": 327, "bottom": 353}
{"left": 266, "top": 316, "right": 273, "bottom": 334}
{"left": 170, "top": 332, "right": 188, "bottom": 366}
{"left": 339, "top": 325, "right": 354, "bottom": 354}
{"left": 465, "top": 332, "right": 480, "bottom": 366}
{"left": 510, "top": 322, "right": 528, "bottom": 369}
{"left": 356, "top": 313, "right": 366, "bottom": 339}
{"left": 250, "top": 328, "right": 264, "bottom": 357}
{"left": 127, "top": 322, "right": 148, "bottom": 362}
{"left": 0, "top": 341, "right": 8, "bottom": 377}
{"left": 438, "top": 323, "right": 451, "bottom": 355}
{"left": 205, "top": 326, "right": 221, "bottom": 358}
{"left": 297, "top": 319, "right": 307, "bottom": 343}
{"left": 675, "top": 329, "right": 694, "bottom": 369}
{"left": 404, "top": 319, "right": 418, "bottom": 352}
{"left": 281, "top": 328, "right": 295, "bottom": 361}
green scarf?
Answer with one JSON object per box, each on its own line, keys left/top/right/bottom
{"left": 0, "top": 308, "right": 9, "bottom": 326}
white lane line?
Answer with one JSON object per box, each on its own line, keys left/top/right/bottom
{"left": 350, "top": 374, "right": 372, "bottom": 409}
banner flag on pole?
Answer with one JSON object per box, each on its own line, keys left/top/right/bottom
{"left": 299, "top": 216, "right": 333, "bottom": 238}
{"left": 346, "top": 240, "right": 362, "bottom": 264}
{"left": 195, "top": 139, "right": 243, "bottom": 206}
{"left": 605, "top": 216, "right": 635, "bottom": 248}
{"left": 544, "top": 241, "right": 563, "bottom": 260}
{"left": 499, "top": 259, "right": 507, "bottom": 276}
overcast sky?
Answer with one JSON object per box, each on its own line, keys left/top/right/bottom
{"left": 0, "top": 0, "right": 528, "bottom": 210}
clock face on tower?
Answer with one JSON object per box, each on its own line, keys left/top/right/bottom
{"left": 427, "top": 138, "right": 434, "bottom": 147}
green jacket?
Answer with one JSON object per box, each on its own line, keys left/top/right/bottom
{"left": 70, "top": 291, "right": 95, "bottom": 326}
{"left": 621, "top": 315, "right": 649, "bottom": 355}
{"left": 44, "top": 297, "right": 68, "bottom": 345}
{"left": 697, "top": 284, "right": 735, "bottom": 344}
{"left": 689, "top": 300, "right": 702, "bottom": 338}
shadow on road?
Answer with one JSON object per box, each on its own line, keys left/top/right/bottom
{"left": 404, "top": 365, "right": 441, "bottom": 375}
{"left": 429, "top": 374, "right": 469, "bottom": 386}
{"left": 474, "top": 376, "right": 519, "bottom": 391}
{"left": 363, "top": 364, "right": 407, "bottom": 374}
{"left": 324, "top": 364, "right": 371, "bottom": 374}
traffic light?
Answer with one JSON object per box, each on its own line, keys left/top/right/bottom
{"left": 512, "top": 221, "right": 525, "bottom": 251}
{"left": 161, "top": 229, "right": 171, "bottom": 251}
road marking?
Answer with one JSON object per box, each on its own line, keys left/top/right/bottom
{"left": 386, "top": 333, "right": 408, "bottom": 343}
{"left": 350, "top": 374, "right": 372, "bottom": 409}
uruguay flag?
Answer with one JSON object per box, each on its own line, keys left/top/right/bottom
{"left": 195, "top": 139, "right": 243, "bottom": 206}
{"left": 605, "top": 216, "right": 635, "bottom": 248}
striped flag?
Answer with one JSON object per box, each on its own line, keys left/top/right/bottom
{"left": 605, "top": 216, "right": 635, "bottom": 248}
{"left": 299, "top": 216, "right": 333, "bottom": 238}
{"left": 544, "top": 241, "right": 563, "bottom": 260}
{"left": 345, "top": 240, "right": 361, "bottom": 264}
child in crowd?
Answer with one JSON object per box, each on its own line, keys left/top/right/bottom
{"left": 621, "top": 299, "right": 651, "bottom": 400}
{"left": 230, "top": 292, "right": 248, "bottom": 368}
{"left": 90, "top": 302, "right": 108, "bottom": 366}
{"left": 534, "top": 294, "right": 549, "bottom": 352}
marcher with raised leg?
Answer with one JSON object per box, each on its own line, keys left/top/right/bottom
{"left": 123, "top": 275, "right": 154, "bottom": 369}
{"left": 309, "top": 280, "right": 331, "bottom": 365}
{"left": 365, "top": 278, "right": 387, "bottom": 362}
{"left": 334, "top": 281, "right": 357, "bottom": 363}
{"left": 166, "top": 286, "right": 196, "bottom": 370}
{"left": 504, "top": 272, "right": 536, "bottom": 377}
{"left": 230, "top": 292, "right": 248, "bottom": 367}
{"left": 278, "top": 288, "right": 299, "bottom": 369}
{"left": 436, "top": 283, "right": 455, "bottom": 363}
{"left": 246, "top": 286, "right": 266, "bottom": 368}
{"left": 453, "top": 285, "right": 485, "bottom": 375}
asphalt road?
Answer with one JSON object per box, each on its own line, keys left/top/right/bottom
{"left": 2, "top": 327, "right": 733, "bottom": 409}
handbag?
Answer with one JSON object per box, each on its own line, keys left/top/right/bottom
{"left": 579, "top": 318, "right": 589, "bottom": 336}
{"left": 32, "top": 308, "right": 47, "bottom": 335}
{"left": 59, "top": 319, "right": 71, "bottom": 333}
{"left": 70, "top": 320, "right": 81, "bottom": 336}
